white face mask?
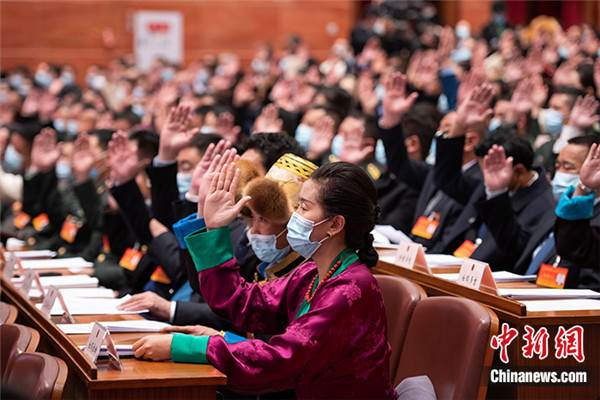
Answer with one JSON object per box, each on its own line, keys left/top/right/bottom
{"left": 248, "top": 228, "right": 289, "bottom": 263}
{"left": 552, "top": 171, "right": 579, "bottom": 201}
{"left": 286, "top": 212, "right": 330, "bottom": 259}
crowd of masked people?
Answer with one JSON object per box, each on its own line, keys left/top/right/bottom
{"left": 1, "top": 3, "right": 600, "bottom": 329}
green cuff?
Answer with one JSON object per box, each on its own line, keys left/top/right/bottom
{"left": 171, "top": 333, "right": 210, "bottom": 364}
{"left": 184, "top": 226, "right": 234, "bottom": 272}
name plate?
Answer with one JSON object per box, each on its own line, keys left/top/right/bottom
{"left": 84, "top": 322, "right": 123, "bottom": 370}
{"left": 394, "top": 241, "right": 431, "bottom": 274}
{"left": 41, "top": 285, "right": 59, "bottom": 317}
{"left": 457, "top": 259, "right": 498, "bottom": 295}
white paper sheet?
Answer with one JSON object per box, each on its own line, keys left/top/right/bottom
{"left": 498, "top": 288, "right": 600, "bottom": 299}
{"left": 425, "top": 254, "right": 463, "bottom": 266}
{"left": 20, "top": 257, "right": 93, "bottom": 270}
{"left": 79, "top": 344, "right": 135, "bottom": 357}
{"left": 29, "top": 287, "right": 115, "bottom": 299}
{"left": 436, "top": 271, "right": 537, "bottom": 283}
{"left": 522, "top": 299, "right": 600, "bottom": 312}
{"left": 12, "top": 274, "right": 99, "bottom": 288}
{"left": 373, "top": 225, "right": 412, "bottom": 244}
{"left": 37, "top": 295, "right": 148, "bottom": 315}
{"left": 6, "top": 238, "right": 26, "bottom": 250}
{"left": 59, "top": 320, "right": 171, "bottom": 335}
{"left": 9, "top": 250, "right": 56, "bottom": 259}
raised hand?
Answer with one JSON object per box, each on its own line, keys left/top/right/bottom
{"left": 579, "top": 143, "right": 600, "bottom": 190}
{"left": 553, "top": 61, "right": 576, "bottom": 88}
{"left": 357, "top": 71, "right": 378, "bottom": 116}
{"left": 568, "top": 95, "right": 600, "bottom": 131}
{"left": 72, "top": 132, "right": 95, "bottom": 182}
{"left": 195, "top": 148, "right": 238, "bottom": 217}
{"left": 457, "top": 69, "right": 486, "bottom": 106}
{"left": 233, "top": 74, "right": 257, "bottom": 108}
{"left": 482, "top": 145, "right": 514, "bottom": 192}
{"left": 436, "top": 26, "right": 455, "bottom": 67}
{"left": 307, "top": 116, "right": 335, "bottom": 159}
{"left": 204, "top": 163, "right": 251, "bottom": 230}
{"left": 511, "top": 78, "right": 536, "bottom": 116}
{"left": 450, "top": 83, "right": 494, "bottom": 137}
{"left": 530, "top": 74, "right": 549, "bottom": 111}
{"left": 160, "top": 324, "right": 219, "bottom": 336}
{"left": 108, "top": 130, "right": 138, "bottom": 184}
{"left": 30, "top": 128, "right": 60, "bottom": 173}
{"left": 188, "top": 139, "right": 231, "bottom": 196}
{"left": 215, "top": 112, "right": 241, "bottom": 144}
{"left": 380, "top": 72, "right": 419, "bottom": 129}
{"left": 117, "top": 291, "right": 171, "bottom": 321}
{"left": 158, "top": 104, "right": 199, "bottom": 161}
{"left": 253, "top": 104, "right": 283, "bottom": 133}
{"left": 339, "top": 123, "right": 374, "bottom": 164}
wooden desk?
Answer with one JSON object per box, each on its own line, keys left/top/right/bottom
{"left": 1, "top": 275, "right": 226, "bottom": 399}
{"left": 374, "top": 259, "right": 600, "bottom": 400}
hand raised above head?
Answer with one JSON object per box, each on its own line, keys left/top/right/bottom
{"left": 72, "top": 132, "right": 95, "bottom": 182}
{"left": 482, "top": 145, "right": 514, "bottom": 193}
{"left": 204, "top": 162, "right": 251, "bottom": 231}
{"left": 579, "top": 143, "right": 600, "bottom": 191}
{"left": 108, "top": 130, "right": 138, "bottom": 184}
{"left": 380, "top": 72, "right": 419, "bottom": 129}
{"left": 158, "top": 104, "right": 199, "bottom": 162}
{"left": 31, "top": 127, "right": 59, "bottom": 173}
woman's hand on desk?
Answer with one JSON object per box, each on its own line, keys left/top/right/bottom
{"left": 133, "top": 335, "right": 172, "bottom": 361}
{"left": 117, "top": 292, "right": 170, "bottom": 321}
{"left": 160, "top": 325, "right": 219, "bottom": 336}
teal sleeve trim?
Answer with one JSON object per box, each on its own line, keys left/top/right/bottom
{"left": 170, "top": 333, "right": 209, "bottom": 364}
{"left": 555, "top": 185, "right": 596, "bottom": 221}
{"left": 184, "top": 226, "right": 234, "bottom": 272}
{"left": 172, "top": 214, "right": 206, "bottom": 249}
{"left": 224, "top": 332, "right": 249, "bottom": 344}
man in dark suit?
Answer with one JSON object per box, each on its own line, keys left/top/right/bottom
{"left": 378, "top": 72, "right": 485, "bottom": 253}
{"left": 438, "top": 83, "right": 556, "bottom": 271}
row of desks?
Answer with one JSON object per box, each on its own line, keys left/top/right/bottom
{"left": 2, "top": 252, "right": 599, "bottom": 399}
{"left": 373, "top": 252, "right": 600, "bottom": 400}
{"left": 0, "top": 268, "right": 226, "bottom": 400}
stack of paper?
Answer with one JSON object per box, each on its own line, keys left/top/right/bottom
{"left": 522, "top": 299, "right": 600, "bottom": 312}
{"left": 373, "top": 225, "right": 412, "bottom": 247}
{"left": 436, "top": 271, "right": 537, "bottom": 283}
{"left": 59, "top": 320, "right": 171, "bottom": 334}
{"left": 20, "top": 257, "right": 93, "bottom": 270}
{"left": 36, "top": 295, "right": 148, "bottom": 315}
{"left": 499, "top": 288, "right": 600, "bottom": 300}
{"left": 79, "top": 344, "right": 135, "bottom": 357}
{"left": 28, "top": 287, "right": 115, "bottom": 299}
{"left": 12, "top": 275, "right": 98, "bottom": 288}
{"left": 425, "top": 254, "right": 463, "bottom": 267}
{"left": 9, "top": 250, "right": 56, "bottom": 259}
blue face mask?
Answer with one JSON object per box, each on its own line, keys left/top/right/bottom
{"left": 90, "top": 168, "right": 99, "bottom": 180}
{"left": 3, "top": 144, "right": 23, "bottom": 173}
{"left": 53, "top": 118, "right": 65, "bottom": 132}
{"left": 161, "top": 68, "right": 175, "bottom": 82}
{"left": 489, "top": 117, "right": 502, "bottom": 132}
{"left": 9, "top": 75, "right": 23, "bottom": 89}
{"left": 132, "top": 86, "right": 145, "bottom": 98}
{"left": 177, "top": 172, "right": 192, "bottom": 195}
{"left": 493, "top": 14, "right": 506, "bottom": 25}
{"left": 375, "top": 139, "right": 387, "bottom": 166}
{"left": 557, "top": 46, "right": 570, "bottom": 59}
{"left": 295, "top": 124, "right": 314, "bottom": 151}
{"left": 55, "top": 161, "right": 72, "bottom": 180}
{"left": 248, "top": 228, "right": 289, "bottom": 263}
{"left": 35, "top": 70, "right": 53, "bottom": 88}
{"left": 552, "top": 171, "right": 579, "bottom": 201}
{"left": 543, "top": 108, "right": 563, "bottom": 136}
{"left": 455, "top": 25, "right": 470, "bottom": 39}
{"left": 286, "top": 212, "right": 330, "bottom": 259}
{"left": 131, "top": 104, "right": 145, "bottom": 118}
{"left": 61, "top": 72, "right": 74, "bottom": 86}
{"left": 66, "top": 120, "right": 79, "bottom": 136}
{"left": 331, "top": 134, "right": 344, "bottom": 158}
{"left": 451, "top": 47, "right": 472, "bottom": 63}
{"left": 425, "top": 137, "right": 437, "bottom": 166}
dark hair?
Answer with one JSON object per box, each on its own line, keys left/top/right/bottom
{"left": 552, "top": 86, "right": 586, "bottom": 111}
{"left": 114, "top": 109, "right": 142, "bottom": 127}
{"left": 241, "top": 132, "right": 305, "bottom": 170}
{"left": 401, "top": 103, "right": 441, "bottom": 160}
{"left": 568, "top": 135, "right": 599, "bottom": 149}
{"left": 475, "top": 129, "right": 534, "bottom": 170}
{"left": 576, "top": 64, "right": 595, "bottom": 92}
{"left": 189, "top": 133, "right": 222, "bottom": 155}
{"left": 309, "top": 162, "right": 380, "bottom": 268}
{"left": 88, "top": 129, "right": 116, "bottom": 151}
{"left": 346, "top": 110, "right": 379, "bottom": 141}
{"left": 129, "top": 130, "right": 159, "bottom": 161}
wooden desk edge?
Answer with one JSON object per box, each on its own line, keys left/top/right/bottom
{"left": 1, "top": 275, "right": 98, "bottom": 380}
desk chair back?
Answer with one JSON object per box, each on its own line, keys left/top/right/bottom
{"left": 0, "top": 323, "right": 40, "bottom": 378}
{"left": 5, "top": 352, "right": 68, "bottom": 400}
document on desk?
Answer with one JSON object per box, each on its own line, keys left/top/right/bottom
{"left": 78, "top": 344, "right": 135, "bottom": 357}
{"left": 425, "top": 254, "right": 463, "bottom": 267}
{"left": 29, "top": 287, "right": 115, "bottom": 299}
{"left": 12, "top": 274, "right": 99, "bottom": 288}
{"left": 436, "top": 271, "right": 537, "bottom": 283}
{"left": 373, "top": 225, "right": 412, "bottom": 245}
{"left": 36, "top": 295, "right": 149, "bottom": 315}
{"left": 59, "top": 320, "right": 172, "bottom": 335}
{"left": 9, "top": 250, "right": 56, "bottom": 259}
{"left": 521, "top": 299, "right": 600, "bottom": 312}
{"left": 499, "top": 288, "right": 600, "bottom": 299}
{"left": 19, "top": 257, "right": 94, "bottom": 270}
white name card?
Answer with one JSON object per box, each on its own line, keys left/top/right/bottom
{"left": 41, "top": 285, "right": 59, "bottom": 317}
{"left": 3, "top": 253, "right": 17, "bottom": 280}
{"left": 457, "top": 258, "right": 498, "bottom": 295}
{"left": 394, "top": 241, "right": 431, "bottom": 273}
{"left": 20, "top": 269, "right": 36, "bottom": 296}
{"left": 84, "top": 322, "right": 123, "bottom": 370}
